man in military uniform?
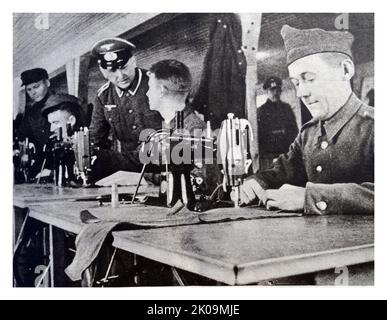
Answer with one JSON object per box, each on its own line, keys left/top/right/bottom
{"left": 14, "top": 68, "right": 52, "bottom": 180}
{"left": 89, "top": 37, "right": 163, "bottom": 181}
{"left": 257, "top": 76, "right": 299, "bottom": 169}
{"left": 240, "top": 25, "right": 374, "bottom": 215}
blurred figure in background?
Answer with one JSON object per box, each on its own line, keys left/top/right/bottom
{"left": 257, "top": 76, "right": 299, "bottom": 169}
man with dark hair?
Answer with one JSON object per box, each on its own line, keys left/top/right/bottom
{"left": 28, "top": 94, "right": 85, "bottom": 182}
{"left": 258, "top": 76, "right": 299, "bottom": 169}
{"left": 240, "top": 25, "right": 374, "bottom": 215}
{"left": 89, "top": 37, "right": 163, "bottom": 181}
{"left": 42, "top": 93, "right": 85, "bottom": 139}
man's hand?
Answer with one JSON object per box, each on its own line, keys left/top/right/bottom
{"left": 239, "top": 178, "right": 266, "bottom": 205}
{"left": 263, "top": 184, "right": 306, "bottom": 212}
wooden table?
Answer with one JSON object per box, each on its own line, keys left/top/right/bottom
{"left": 112, "top": 215, "right": 374, "bottom": 285}
{"left": 13, "top": 184, "right": 374, "bottom": 286}
{"left": 13, "top": 183, "right": 158, "bottom": 287}
{"left": 13, "top": 184, "right": 156, "bottom": 208}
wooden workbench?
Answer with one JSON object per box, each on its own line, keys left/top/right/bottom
{"left": 13, "top": 184, "right": 375, "bottom": 286}
{"left": 13, "top": 184, "right": 156, "bottom": 208}
{"left": 112, "top": 215, "right": 374, "bottom": 285}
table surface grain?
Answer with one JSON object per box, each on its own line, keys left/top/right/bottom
{"left": 113, "top": 215, "right": 374, "bottom": 284}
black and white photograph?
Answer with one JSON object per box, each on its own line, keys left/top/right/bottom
{"left": 3, "top": 3, "right": 383, "bottom": 300}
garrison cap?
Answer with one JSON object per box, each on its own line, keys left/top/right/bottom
{"left": 91, "top": 37, "right": 136, "bottom": 71}
{"left": 263, "top": 76, "right": 282, "bottom": 90}
{"left": 20, "top": 68, "right": 49, "bottom": 86}
{"left": 280, "top": 25, "right": 354, "bottom": 66}
{"left": 42, "top": 93, "right": 81, "bottom": 117}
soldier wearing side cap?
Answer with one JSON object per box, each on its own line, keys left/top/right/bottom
{"left": 257, "top": 76, "right": 299, "bottom": 169}
{"left": 89, "top": 38, "right": 163, "bottom": 181}
{"left": 240, "top": 25, "right": 374, "bottom": 215}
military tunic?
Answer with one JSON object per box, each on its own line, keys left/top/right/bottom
{"left": 251, "top": 93, "right": 374, "bottom": 215}
{"left": 89, "top": 68, "right": 163, "bottom": 180}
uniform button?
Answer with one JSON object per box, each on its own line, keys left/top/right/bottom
{"left": 321, "top": 141, "right": 328, "bottom": 150}
{"left": 128, "top": 109, "right": 133, "bottom": 114}
{"left": 316, "top": 201, "right": 327, "bottom": 211}
{"left": 316, "top": 165, "right": 323, "bottom": 173}
{"left": 132, "top": 125, "right": 137, "bottom": 130}
{"left": 108, "top": 118, "right": 112, "bottom": 122}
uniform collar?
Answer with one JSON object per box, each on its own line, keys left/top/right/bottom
{"left": 115, "top": 68, "right": 143, "bottom": 98}
{"left": 169, "top": 105, "right": 195, "bottom": 128}
{"left": 319, "top": 93, "right": 363, "bottom": 142}
{"left": 166, "top": 105, "right": 195, "bottom": 129}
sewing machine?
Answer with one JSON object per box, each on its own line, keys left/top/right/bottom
{"left": 48, "top": 127, "right": 76, "bottom": 186}
{"left": 218, "top": 113, "right": 254, "bottom": 208}
{"left": 137, "top": 111, "right": 254, "bottom": 211}
{"left": 72, "top": 127, "right": 92, "bottom": 186}
{"left": 13, "top": 137, "right": 37, "bottom": 183}
{"left": 38, "top": 126, "right": 93, "bottom": 187}
{"left": 137, "top": 111, "right": 215, "bottom": 210}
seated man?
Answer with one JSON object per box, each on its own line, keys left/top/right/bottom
{"left": 39, "top": 94, "right": 85, "bottom": 183}
{"left": 240, "top": 25, "right": 374, "bottom": 215}
{"left": 42, "top": 93, "right": 85, "bottom": 138}
{"left": 146, "top": 59, "right": 206, "bottom": 132}
{"left": 145, "top": 59, "right": 218, "bottom": 197}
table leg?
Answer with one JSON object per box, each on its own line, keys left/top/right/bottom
{"left": 49, "top": 224, "right": 55, "bottom": 287}
{"left": 171, "top": 267, "right": 185, "bottom": 286}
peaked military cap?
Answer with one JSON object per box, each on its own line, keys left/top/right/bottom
{"left": 91, "top": 37, "right": 136, "bottom": 71}
{"left": 263, "top": 76, "right": 283, "bottom": 90}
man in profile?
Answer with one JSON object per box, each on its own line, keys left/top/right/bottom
{"left": 240, "top": 25, "right": 374, "bottom": 215}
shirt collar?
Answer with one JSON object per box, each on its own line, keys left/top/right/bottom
{"left": 319, "top": 93, "right": 363, "bottom": 142}
{"left": 115, "top": 68, "right": 143, "bottom": 98}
